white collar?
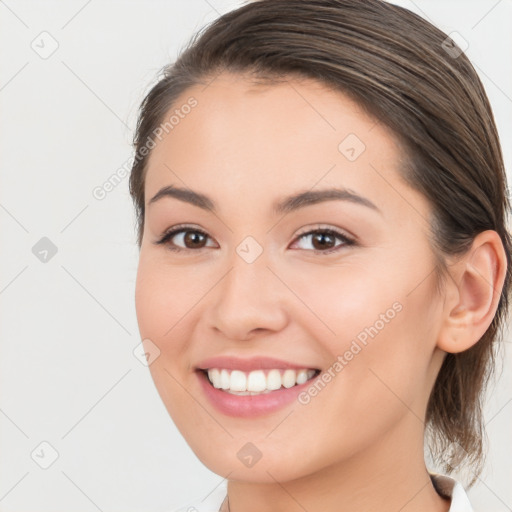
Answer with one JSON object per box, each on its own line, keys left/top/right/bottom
{"left": 430, "top": 473, "right": 474, "bottom": 512}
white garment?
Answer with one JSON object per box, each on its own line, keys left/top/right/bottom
{"left": 170, "top": 473, "right": 473, "bottom": 512}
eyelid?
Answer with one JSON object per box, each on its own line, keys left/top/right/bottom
{"left": 290, "top": 226, "right": 356, "bottom": 254}
{"left": 154, "top": 223, "right": 215, "bottom": 247}
{"left": 154, "top": 223, "right": 357, "bottom": 253}
{"left": 294, "top": 223, "right": 355, "bottom": 240}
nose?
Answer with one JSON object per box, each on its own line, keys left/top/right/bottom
{"left": 206, "top": 250, "right": 289, "bottom": 341}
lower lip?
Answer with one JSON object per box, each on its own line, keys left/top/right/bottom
{"left": 196, "top": 370, "right": 318, "bottom": 418}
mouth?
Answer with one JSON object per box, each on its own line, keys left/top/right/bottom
{"left": 198, "top": 367, "right": 321, "bottom": 395}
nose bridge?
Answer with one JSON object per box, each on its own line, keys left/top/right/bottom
{"left": 226, "top": 233, "right": 271, "bottom": 290}
{"left": 208, "top": 236, "right": 288, "bottom": 339}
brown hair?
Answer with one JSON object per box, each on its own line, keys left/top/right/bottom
{"left": 129, "top": 0, "right": 511, "bottom": 482}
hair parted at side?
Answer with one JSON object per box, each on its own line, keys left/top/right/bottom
{"left": 129, "top": 0, "right": 512, "bottom": 483}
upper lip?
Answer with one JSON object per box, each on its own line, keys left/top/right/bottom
{"left": 196, "top": 356, "right": 320, "bottom": 372}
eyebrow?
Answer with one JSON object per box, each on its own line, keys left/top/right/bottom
{"left": 148, "top": 185, "right": 381, "bottom": 216}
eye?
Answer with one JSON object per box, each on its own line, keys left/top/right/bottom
{"left": 154, "top": 225, "right": 217, "bottom": 252}
{"left": 154, "top": 224, "right": 356, "bottom": 255}
{"left": 290, "top": 227, "right": 356, "bottom": 255}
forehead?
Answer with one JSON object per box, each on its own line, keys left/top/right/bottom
{"left": 143, "top": 72, "right": 426, "bottom": 222}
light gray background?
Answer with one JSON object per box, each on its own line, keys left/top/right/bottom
{"left": 1, "top": 1, "right": 511, "bottom": 511}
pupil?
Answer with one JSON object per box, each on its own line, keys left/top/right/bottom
{"left": 185, "top": 231, "right": 205, "bottom": 248}
{"left": 313, "top": 233, "right": 334, "bottom": 250}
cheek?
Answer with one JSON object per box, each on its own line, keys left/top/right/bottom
{"left": 282, "top": 260, "right": 403, "bottom": 341}
{"left": 134, "top": 253, "right": 198, "bottom": 346}
{"left": 134, "top": 256, "right": 203, "bottom": 421}
{"left": 290, "top": 250, "right": 438, "bottom": 350}
{"left": 291, "top": 260, "right": 439, "bottom": 407}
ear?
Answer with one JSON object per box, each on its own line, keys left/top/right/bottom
{"left": 437, "top": 230, "right": 508, "bottom": 353}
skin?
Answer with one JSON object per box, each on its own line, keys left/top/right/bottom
{"left": 134, "top": 72, "right": 506, "bottom": 512}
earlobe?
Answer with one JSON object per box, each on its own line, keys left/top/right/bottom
{"left": 437, "top": 230, "right": 507, "bottom": 354}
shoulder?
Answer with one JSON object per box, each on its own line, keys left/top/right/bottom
{"left": 168, "top": 481, "right": 228, "bottom": 512}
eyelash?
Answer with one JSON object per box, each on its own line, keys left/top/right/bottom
{"left": 154, "top": 224, "right": 356, "bottom": 255}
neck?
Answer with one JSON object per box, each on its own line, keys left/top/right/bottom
{"left": 224, "top": 418, "right": 450, "bottom": 512}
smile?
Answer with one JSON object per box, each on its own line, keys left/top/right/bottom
{"left": 204, "top": 368, "right": 320, "bottom": 395}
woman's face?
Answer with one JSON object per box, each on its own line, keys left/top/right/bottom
{"left": 135, "top": 72, "right": 447, "bottom": 482}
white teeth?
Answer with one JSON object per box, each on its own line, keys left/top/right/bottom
{"left": 230, "top": 370, "right": 246, "bottom": 391}
{"left": 296, "top": 369, "right": 309, "bottom": 385}
{"left": 206, "top": 368, "right": 317, "bottom": 394}
{"left": 282, "top": 369, "right": 296, "bottom": 388}
{"left": 220, "top": 369, "right": 230, "bottom": 390}
{"left": 246, "top": 370, "right": 267, "bottom": 392}
{"left": 267, "top": 369, "right": 282, "bottom": 390}
{"left": 209, "top": 368, "right": 221, "bottom": 388}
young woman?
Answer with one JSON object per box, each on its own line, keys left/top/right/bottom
{"left": 129, "top": 1, "right": 511, "bottom": 510}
